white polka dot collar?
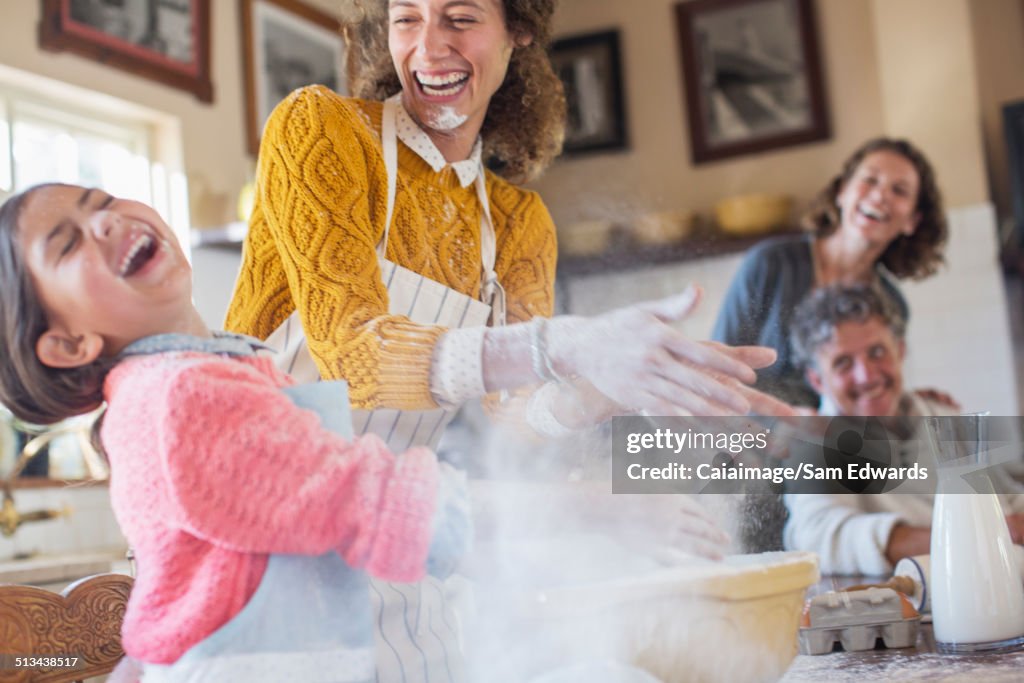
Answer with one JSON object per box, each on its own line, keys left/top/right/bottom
{"left": 389, "top": 94, "right": 483, "bottom": 188}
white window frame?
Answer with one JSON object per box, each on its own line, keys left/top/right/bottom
{"left": 0, "top": 63, "right": 190, "bottom": 251}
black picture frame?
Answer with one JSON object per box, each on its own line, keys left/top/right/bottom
{"left": 39, "top": 0, "right": 213, "bottom": 103}
{"left": 674, "top": 0, "right": 830, "bottom": 164}
{"left": 549, "top": 29, "right": 628, "bottom": 155}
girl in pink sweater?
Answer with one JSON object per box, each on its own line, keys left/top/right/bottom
{"left": 0, "top": 183, "right": 469, "bottom": 682}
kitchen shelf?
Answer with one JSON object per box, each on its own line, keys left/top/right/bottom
{"left": 557, "top": 228, "right": 801, "bottom": 278}
{"left": 189, "top": 222, "right": 799, "bottom": 271}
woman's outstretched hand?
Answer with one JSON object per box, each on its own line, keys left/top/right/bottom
{"left": 697, "top": 341, "right": 799, "bottom": 417}
{"left": 547, "top": 286, "right": 795, "bottom": 417}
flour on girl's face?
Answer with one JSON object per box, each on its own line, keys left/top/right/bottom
{"left": 425, "top": 106, "right": 468, "bottom": 131}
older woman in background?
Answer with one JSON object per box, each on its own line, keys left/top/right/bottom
{"left": 227, "top": 0, "right": 784, "bottom": 437}
{"left": 712, "top": 137, "right": 948, "bottom": 408}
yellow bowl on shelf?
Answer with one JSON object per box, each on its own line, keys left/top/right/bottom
{"left": 629, "top": 210, "right": 696, "bottom": 246}
{"left": 715, "top": 193, "right": 793, "bottom": 236}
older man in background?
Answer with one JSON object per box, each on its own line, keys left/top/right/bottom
{"left": 782, "top": 284, "right": 1024, "bottom": 575}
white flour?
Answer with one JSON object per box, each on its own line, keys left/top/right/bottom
{"left": 426, "top": 105, "right": 468, "bottom": 131}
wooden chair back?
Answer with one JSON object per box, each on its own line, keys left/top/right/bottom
{"left": 0, "top": 573, "right": 133, "bottom": 683}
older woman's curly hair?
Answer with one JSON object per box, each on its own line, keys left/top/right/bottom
{"left": 339, "top": 0, "right": 566, "bottom": 184}
{"left": 801, "top": 137, "right": 947, "bottom": 280}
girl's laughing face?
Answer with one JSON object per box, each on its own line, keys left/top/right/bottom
{"left": 19, "top": 185, "right": 193, "bottom": 363}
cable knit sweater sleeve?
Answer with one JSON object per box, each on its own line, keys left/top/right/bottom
{"left": 225, "top": 87, "right": 446, "bottom": 410}
{"left": 150, "top": 356, "right": 439, "bottom": 582}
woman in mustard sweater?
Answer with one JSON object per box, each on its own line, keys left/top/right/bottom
{"left": 225, "top": 1, "right": 793, "bottom": 680}
{"left": 226, "top": 0, "right": 790, "bottom": 437}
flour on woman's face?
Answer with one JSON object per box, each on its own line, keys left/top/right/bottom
{"left": 425, "top": 106, "right": 469, "bottom": 132}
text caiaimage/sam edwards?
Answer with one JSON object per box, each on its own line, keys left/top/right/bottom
{"left": 626, "top": 461, "right": 929, "bottom": 485}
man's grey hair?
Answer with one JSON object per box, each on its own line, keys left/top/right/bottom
{"left": 790, "top": 284, "right": 907, "bottom": 371}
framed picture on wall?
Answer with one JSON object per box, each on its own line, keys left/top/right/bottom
{"left": 674, "top": 0, "right": 830, "bottom": 164}
{"left": 549, "top": 29, "right": 628, "bottom": 155}
{"left": 240, "top": 0, "right": 345, "bottom": 155}
{"left": 38, "top": 0, "right": 213, "bottom": 102}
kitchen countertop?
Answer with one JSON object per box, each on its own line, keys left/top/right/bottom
{"left": 782, "top": 622, "right": 1024, "bottom": 682}
{"left": 781, "top": 576, "right": 1024, "bottom": 682}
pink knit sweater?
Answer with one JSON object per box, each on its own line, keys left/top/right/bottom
{"left": 101, "top": 352, "right": 439, "bottom": 664}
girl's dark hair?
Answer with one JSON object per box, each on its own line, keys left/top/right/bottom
{"left": 0, "top": 184, "right": 111, "bottom": 425}
{"left": 339, "top": 0, "right": 566, "bottom": 184}
{"left": 800, "top": 137, "right": 947, "bottom": 280}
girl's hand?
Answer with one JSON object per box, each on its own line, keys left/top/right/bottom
{"left": 547, "top": 287, "right": 787, "bottom": 417}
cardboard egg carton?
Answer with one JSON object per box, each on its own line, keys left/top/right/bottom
{"left": 798, "top": 587, "right": 921, "bottom": 655}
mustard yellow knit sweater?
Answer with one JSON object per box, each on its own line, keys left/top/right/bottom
{"left": 225, "top": 86, "right": 557, "bottom": 410}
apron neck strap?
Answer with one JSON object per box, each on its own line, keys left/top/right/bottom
{"left": 380, "top": 96, "right": 505, "bottom": 326}
{"left": 381, "top": 97, "right": 400, "bottom": 260}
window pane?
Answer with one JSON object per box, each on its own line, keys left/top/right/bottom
{"left": 12, "top": 118, "right": 152, "bottom": 205}
{"left": 11, "top": 119, "right": 76, "bottom": 189}
{"left": 77, "top": 133, "right": 152, "bottom": 202}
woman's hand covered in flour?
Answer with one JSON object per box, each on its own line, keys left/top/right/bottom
{"left": 697, "top": 341, "right": 798, "bottom": 417}
{"left": 546, "top": 286, "right": 788, "bottom": 417}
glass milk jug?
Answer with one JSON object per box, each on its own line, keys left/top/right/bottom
{"left": 927, "top": 413, "right": 1024, "bottom": 654}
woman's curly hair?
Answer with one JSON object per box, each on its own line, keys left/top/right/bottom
{"left": 0, "top": 185, "right": 111, "bottom": 425}
{"left": 339, "top": 0, "right": 566, "bottom": 184}
{"left": 800, "top": 137, "right": 947, "bottom": 280}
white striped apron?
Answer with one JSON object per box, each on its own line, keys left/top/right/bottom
{"left": 263, "top": 95, "right": 503, "bottom": 683}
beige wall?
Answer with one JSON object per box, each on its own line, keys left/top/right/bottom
{"left": 970, "top": 0, "right": 1024, "bottom": 225}
{"left": 0, "top": 0, "right": 340, "bottom": 229}
{"left": 533, "top": 0, "right": 997, "bottom": 228}
{"left": 871, "top": 0, "right": 987, "bottom": 208}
